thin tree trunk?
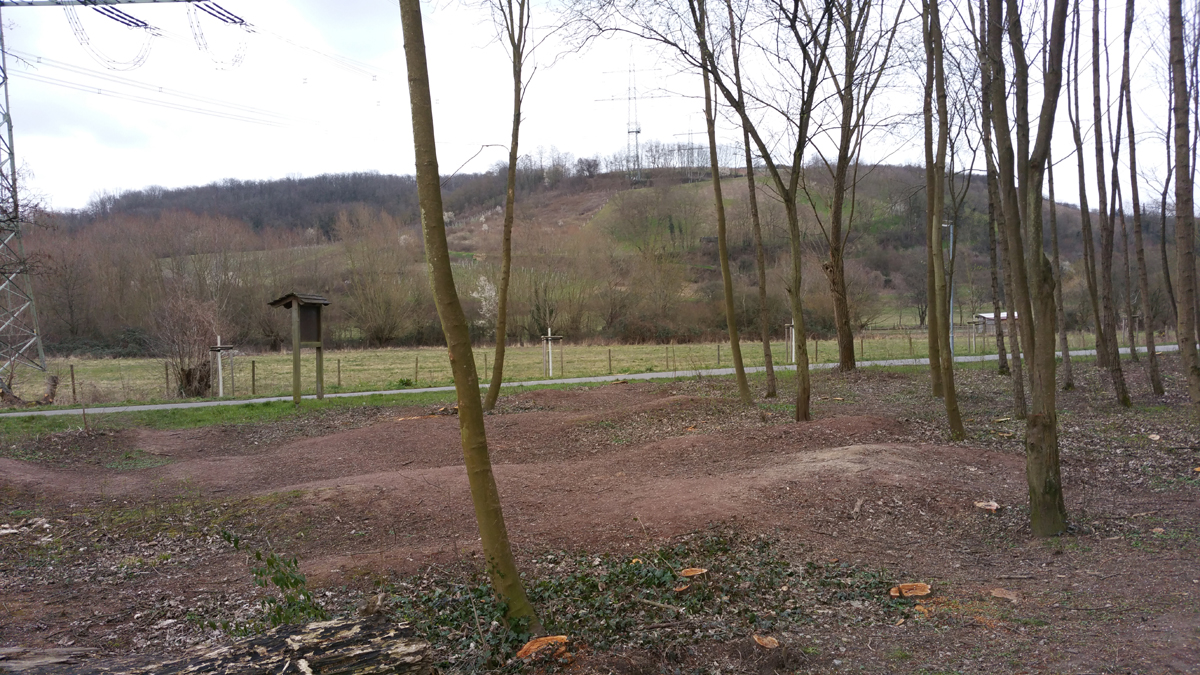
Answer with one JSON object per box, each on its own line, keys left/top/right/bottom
{"left": 1092, "top": 0, "right": 1132, "bottom": 406}
{"left": 987, "top": 177, "right": 1011, "bottom": 376}
{"left": 978, "top": 3, "right": 1010, "bottom": 377}
{"left": 1116, "top": 189, "right": 1139, "bottom": 361}
{"left": 1169, "top": 0, "right": 1200, "bottom": 413}
{"left": 996, "top": 190, "right": 1028, "bottom": 418}
{"left": 1068, "top": 0, "right": 1107, "bottom": 368}
{"left": 1109, "top": 14, "right": 1139, "bottom": 365}
{"left": 484, "top": 1, "right": 528, "bottom": 412}
{"left": 1048, "top": 154, "right": 1073, "bottom": 389}
{"left": 1123, "top": 26, "right": 1164, "bottom": 393}
{"left": 924, "top": 2, "right": 944, "bottom": 399}
{"left": 1161, "top": 82, "right": 1179, "bottom": 329}
{"left": 399, "top": 0, "right": 540, "bottom": 629}
{"left": 697, "top": 2, "right": 752, "bottom": 406}
{"left": 726, "top": 0, "right": 775, "bottom": 398}
{"left": 925, "top": 0, "right": 964, "bottom": 439}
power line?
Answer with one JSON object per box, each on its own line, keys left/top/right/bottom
{"left": 9, "top": 49, "right": 288, "bottom": 119}
{"left": 12, "top": 70, "right": 287, "bottom": 126}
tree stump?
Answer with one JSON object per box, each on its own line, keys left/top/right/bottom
{"left": 2, "top": 617, "right": 430, "bottom": 674}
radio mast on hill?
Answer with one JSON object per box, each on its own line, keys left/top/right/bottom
{"left": 0, "top": 0, "right": 241, "bottom": 396}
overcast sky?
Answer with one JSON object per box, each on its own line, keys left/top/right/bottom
{"left": 0, "top": 0, "right": 1173, "bottom": 215}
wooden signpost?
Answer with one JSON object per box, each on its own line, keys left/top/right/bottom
{"left": 268, "top": 293, "right": 330, "bottom": 405}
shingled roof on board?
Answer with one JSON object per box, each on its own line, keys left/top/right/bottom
{"left": 268, "top": 292, "right": 331, "bottom": 308}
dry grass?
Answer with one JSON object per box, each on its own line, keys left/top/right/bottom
{"left": 11, "top": 328, "right": 1118, "bottom": 406}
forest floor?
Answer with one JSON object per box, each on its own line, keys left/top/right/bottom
{"left": 1, "top": 354, "right": 1197, "bottom": 674}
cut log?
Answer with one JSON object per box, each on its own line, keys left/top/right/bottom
{"left": 1, "top": 617, "right": 430, "bottom": 674}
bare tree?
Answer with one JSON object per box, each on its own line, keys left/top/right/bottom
{"left": 695, "top": 0, "right": 754, "bottom": 405}
{"left": 803, "top": 0, "right": 903, "bottom": 372}
{"left": 1124, "top": 27, "right": 1164, "bottom": 393}
{"left": 1066, "top": 0, "right": 1107, "bottom": 371}
{"left": 1048, "top": 153, "right": 1074, "bottom": 389}
{"left": 1091, "top": 0, "right": 1132, "bottom": 406}
{"left": 1169, "top": 0, "right": 1200, "bottom": 412}
{"left": 924, "top": 0, "right": 964, "bottom": 439}
{"left": 725, "top": 0, "right": 776, "bottom": 398}
{"left": 484, "top": 0, "right": 535, "bottom": 412}
{"left": 985, "top": 0, "right": 1071, "bottom": 535}
{"left": 571, "top": 0, "right": 834, "bottom": 419}
{"left": 153, "top": 284, "right": 218, "bottom": 398}
{"left": 399, "top": 0, "right": 541, "bottom": 629}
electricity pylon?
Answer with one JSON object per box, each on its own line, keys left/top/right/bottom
{"left": 0, "top": 0, "right": 228, "bottom": 396}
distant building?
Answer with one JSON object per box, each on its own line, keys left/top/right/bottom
{"left": 975, "top": 311, "right": 1019, "bottom": 335}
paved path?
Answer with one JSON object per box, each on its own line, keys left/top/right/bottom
{"left": 0, "top": 344, "right": 1176, "bottom": 419}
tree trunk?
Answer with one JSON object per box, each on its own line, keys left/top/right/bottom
{"left": 1091, "top": 0, "right": 1132, "bottom": 406}
{"left": 1116, "top": 192, "right": 1139, "bottom": 362}
{"left": 1047, "top": 156, "right": 1073, "bottom": 389}
{"left": 787, "top": 199, "right": 813, "bottom": 422}
{"left": 726, "top": 0, "right": 775, "bottom": 398}
{"left": 1158, "top": 81, "right": 1178, "bottom": 329}
{"left": 924, "top": 4, "right": 944, "bottom": 399}
{"left": 1124, "top": 57, "right": 1164, "bottom": 394}
{"left": 399, "top": 0, "right": 540, "bottom": 629}
{"left": 1068, "top": 0, "right": 1107, "bottom": 369}
{"left": 979, "top": 0, "right": 1027, "bottom": 417}
{"left": 987, "top": 0, "right": 1070, "bottom": 536}
{"left": 995, "top": 191, "right": 1028, "bottom": 419}
{"left": 987, "top": 182, "right": 1011, "bottom": 376}
{"left": 925, "top": 0, "right": 964, "bottom": 439}
{"left": 1170, "top": 0, "right": 1200, "bottom": 413}
{"left": 826, "top": 52, "right": 857, "bottom": 372}
{"left": 978, "top": 10, "right": 1010, "bottom": 378}
{"left": 483, "top": 2, "right": 527, "bottom": 412}
{"left": 1110, "top": 12, "right": 1139, "bottom": 366}
{"left": 698, "top": 3, "right": 752, "bottom": 406}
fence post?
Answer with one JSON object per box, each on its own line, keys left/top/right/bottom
{"left": 251, "top": 360, "right": 256, "bottom": 396}
{"left": 337, "top": 359, "right": 342, "bottom": 388}
{"left": 608, "top": 348, "right": 612, "bottom": 375}
{"left": 70, "top": 364, "right": 77, "bottom": 405}
{"left": 164, "top": 362, "right": 169, "bottom": 398}
{"left": 415, "top": 356, "right": 420, "bottom": 385}
{"left": 717, "top": 343, "right": 721, "bottom": 366}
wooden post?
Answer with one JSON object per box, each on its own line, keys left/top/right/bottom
{"left": 164, "top": 362, "right": 169, "bottom": 398}
{"left": 665, "top": 346, "right": 669, "bottom": 372}
{"left": 230, "top": 353, "right": 235, "bottom": 397}
{"left": 909, "top": 334, "right": 914, "bottom": 356}
{"left": 717, "top": 343, "right": 721, "bottom": 366}
{"left": 70, "top": 364, "right": 77, "bottom": 404}
{"left": 860, "top": 335, "right": 865, "bottom": 359}
{"left": 291, "top": 302, "right": 302, "bottom": 405}
{"left": 415, "top": 356, "right": 419, "bottom": 384}
{"left": 252, "top": 360, "right": 256, "bottom": 396}
{"left": 672, "top": 346, "right": 677, "bottom": 375}
{"left": 337, "top": 359, "right": 342, "bottom": 388}
{"left": 559, "top": 341, "right": 564, "bottom": 377}
{"left": 314, "top": 313, "right": 324, "bottom": 400}
{"left": 608, "top": 348, "right": 612, "bottom": 374}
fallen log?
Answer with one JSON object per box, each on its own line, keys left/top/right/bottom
{"left": 2, "top": 617, "right": 430, "bottom": 674}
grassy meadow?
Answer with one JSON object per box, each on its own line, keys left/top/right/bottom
{"left": 10, "top": 326, "right": 1124, "bottom": 408}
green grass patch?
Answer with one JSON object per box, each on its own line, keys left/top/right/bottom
{"left": 104, "top": 449, "right": 172, "bottom": 471}
{"left": 386, "top": 529, "right": 908, "bottom": 672}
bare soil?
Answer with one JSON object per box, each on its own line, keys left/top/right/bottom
{"left": 2, "top": 355, "right": 1199, "bottom": 674}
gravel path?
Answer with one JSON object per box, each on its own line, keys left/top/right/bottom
{"left": 0, "top": 344, "right": 1174, "bottom": 418}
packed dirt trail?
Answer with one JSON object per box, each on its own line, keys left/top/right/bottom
{"left": 3, "top": 371, "right": 1199, "bottom": 674}
{"left": 1, "top": 385, "right": 1025, "bottom": 575}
